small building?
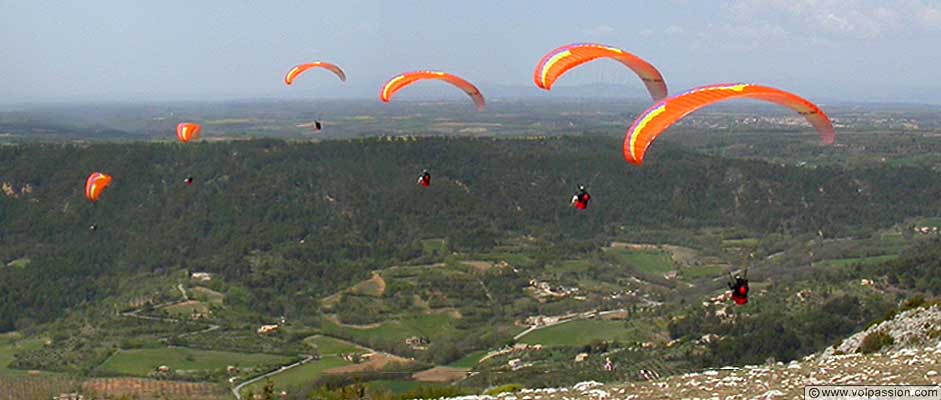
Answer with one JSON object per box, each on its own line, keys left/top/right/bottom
{"left": 257, "top": 324, "right": 280, "bottom": 335}
{"left": 574, "top": 353, "right": 589, "bottom": 363}
{"left": 226, "top": 365, "right": 239, "bottom": 374}
{"left": 191, "top": 272, "right": 212, "bottom": 282}
{"left": 405, "top": 336, "right": 430, "bottom": 349}
{"left": 157, "top": 365, "right": 171, "bottom": 373}
{"left": 508, "top": 358, "right": 523, "bottom": 370}
{"left": 55, "top": 394, "right": 84, "bottom": 400}
{"left": 700, "top": 334, "right": 720, "bottom": 344}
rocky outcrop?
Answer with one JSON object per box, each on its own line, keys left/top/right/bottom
{"left": 438, "top": 305, "right": 941, "bottom": 400}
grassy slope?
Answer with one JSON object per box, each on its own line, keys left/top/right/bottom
{"left": 97, "top": 348, "right": 292, "bottom": 376}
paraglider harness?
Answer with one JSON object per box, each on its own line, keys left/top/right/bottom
{"left": 571, "top": 186, "right": 591, "bottom": 210}
{"left": 418, "top": 170, "right": 431, "bottom": 188}
{"left": 728, "top": 269, "right": 749, "bottom": 305}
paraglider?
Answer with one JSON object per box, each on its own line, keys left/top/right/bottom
{"left": 417, "top": 170, "right": 431, "bottom": 188}
{"left": 184, "top": 177, "right": 194, "bottom": 186}
{"left": 284, "top": 62, "right": 347, "bottom": 85}
{"left": 570, "top": 185, "right": 591, "bottom": 210}
{"left": 380, "top": 71, "right": 485, "bottom": 111}
{"left": 623, "top": 83, "right": 835, "bottom": 165}
{"left": 727, "top": 271, "right": 749, "bottom": 306}
{"left": 176, "top": 122, "right": 201, "bottom": 143}
{"left": 85, "top": 172, "right": 112, "bottom": 203}
{"left": 534, "top": 43, "right": 668, "bottom": 102}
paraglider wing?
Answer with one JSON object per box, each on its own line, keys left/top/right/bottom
{"left": 623, "top": 83, "right": 835, "bottom": 165}
{"left": 534, "top": 43, "right": 668, "bottom": 102}
{"left": 176, "top": 122, "right": 201, "bottom": 143}
{"left": 380, "top": 71, "right": 485, "bottom": 111}
{"left": 85, "top": 172, "right": 112, "bottom": 202}
{"left": 284, "top": 62, "right": 347, "bottom": 85}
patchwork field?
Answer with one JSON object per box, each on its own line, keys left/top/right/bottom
{"left": 303, "top": 335, "right": 366, "bottom": 355}
{"left": 0, "top": 336, "right": 46, "bottom": 375}
{"left": 239, "top": 355, "right": 351, "bottom": 396}
{"left": 191, "top": 286, "right": 225, "bottom": 306}
{"left": 97, "top": 347, "right": 292, "bottom": 376}
{"left": 604, "top": 249, "right": 675, "bottom": 276}
{"left": 447, "top": 350, "right": 487, "bottom": 368}
{"left": 323, "top": 312, "right": 458, "bottom": 348}
{"left": 83, "top": 377, "right": 226, "bottom": 400}
{"left": 517, "top": 319, "right": 653, "bottom": 347}
{"left": 0, "top": 375, "right": 77, "bottom": 400}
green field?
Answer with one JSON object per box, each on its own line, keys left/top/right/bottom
{"left": 0, "top": 336, "right": 47, "bottom": 375}
{"left": 679, "top": 265, "right": 728, "bottom": 280}
{"left": 97, "top": 347, "right": 292, "bottom": 376}
{"left": 815, "top": 254, "right": 899, "bottom": 268}
{"left": 447, "top": 350, "right": 487, "bottom": 368}
{"left": 324, "top": 313, "right": 456, "bottom": 347}
{"left": 606, "top": 250, "right": 674, "bottom": 275}
{"left": 191, "top": 286, "right": 225, "bottom": 306}
{"left": 721, "top": 238, "right": 760, "bottom": 248}
{"left": 5, "top": 257, "right": 30, "bottom": 269}
{"left": 303, "top": 335, "right": 365, "bottom": 355}
{"left": 517, "top": 319, "right": 649, "bottom": 347}
{"left": 241, "top": 355, "right": 351, "bottom": 396}
{"left": 476, "top": 252, "right": 536, "bottom": 268}
{"left": 913, "top": 217, "right": 941, "bottom": 227}
{"left": 421, "top": 239, "right": 448, "bottom": 257}
{"left": 162, "top": 301, "right": 210, "bottom": 318}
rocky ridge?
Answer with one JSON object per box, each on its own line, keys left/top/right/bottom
{"left": 438, "top": 305, "right": 941, "bottom": 400}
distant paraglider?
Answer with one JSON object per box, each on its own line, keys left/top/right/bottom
{"left": 623, "top": 83, "right": 835, "bottom": 165}
{"left": 417, "top": 170, "right": 431, "bottom": 188}
{"left": 176, "top": 122, "right": 201, "bottom": 143}
{"left": 85, "top": 172, "right": 112, "bottom": 203}
{"left": 380, "top": 71, "right": 485, "bottom": 111}
{"left": 728, "top": 271, "right": 750, "bottom": 306}
{"left": 534, "top": 43, "right": 668, "bottom": 102}
{"left": 570, "top": 185, "right": 591, "bottom": 210}
{"left": 184, "top": 177, "right": 194, "bottom": 186}
{"left": 284, "top": 62, "right": 347, "bottom": 85}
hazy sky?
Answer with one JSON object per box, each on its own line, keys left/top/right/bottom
{"left": 3, "top": 0, "right": 941, "bottom": 103}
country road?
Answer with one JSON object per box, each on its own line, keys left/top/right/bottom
{"left": 232, "top": 354, "right": 315, "bottom": 400}
{"left": 513, "top": 308, "right": 627, "bottom": 341}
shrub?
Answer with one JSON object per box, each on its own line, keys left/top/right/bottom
{"left": 858, "top": 331, "right": 894, "bottom": 354}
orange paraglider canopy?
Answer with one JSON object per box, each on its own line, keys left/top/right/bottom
{"left": 534, "top": 43, "right": 667, "bottom": 102}
{"left": 176, "top": 122, "right": 201, "bottom": 143}
{"left": 380, "top": 71, "right": 485, "bottom": 111}
{"left": 85, "top": 172, "right": 112, "bottom": 202}
{"left": 284, "top": 62, "right": 346, "bottom": 85}
{"left": 624, "top": 83, "right": 835, "bottom": 165}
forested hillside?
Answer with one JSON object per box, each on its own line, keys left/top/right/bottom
{"left": 2, "top": 137, "right": 941, "bottom": 332}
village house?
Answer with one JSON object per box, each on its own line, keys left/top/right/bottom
{"left": 257, "top": 324, "right": 279, "bottom": 335}
{"left": 405, "top": 336, "right": 430, "bottom": 349}
{"left": 191, "top": 272, "right": 212, "bottom": 282}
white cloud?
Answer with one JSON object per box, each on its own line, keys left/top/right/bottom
{"left": 726, "top": 0, "right": 941, "bottom": 39}
{"left": 915, "top": 5, "right": 941, "bottom": 30}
